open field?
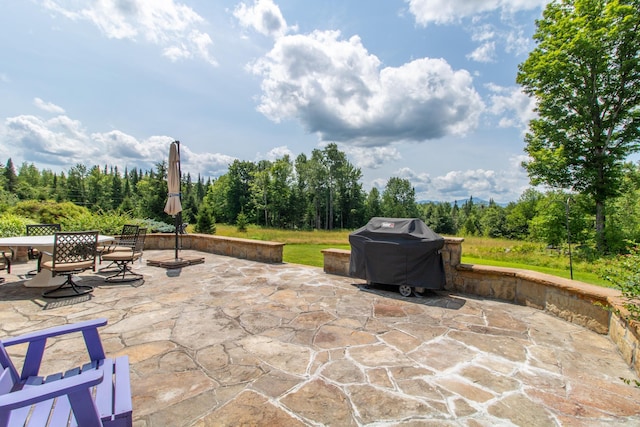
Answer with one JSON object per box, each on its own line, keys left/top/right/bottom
{"left": 213, "top": 224, "right": 610, "bottom": 287}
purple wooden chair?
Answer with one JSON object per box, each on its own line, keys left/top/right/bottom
{"left": 0, "top": 318, "right": 132, "bottom": 426}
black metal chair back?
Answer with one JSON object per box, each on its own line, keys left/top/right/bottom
{"left": 51, "top": 231, "right": 99, "bottom": 266}
{"left": 26, "top": 223, "right": 61, "bottom": 237}
{"left": 134, "top": 228, "right": 147, "bottom": 253}
{"left": 116, "top": 224, "right": 139, "bottom": 248}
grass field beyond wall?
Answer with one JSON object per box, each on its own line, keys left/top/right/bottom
{"left": 212, "top": 225, "right": 610, "bottom": 287}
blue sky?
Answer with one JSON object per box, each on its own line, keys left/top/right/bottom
{"left": 0, "top": 0, "right": 550, "bottom": 203}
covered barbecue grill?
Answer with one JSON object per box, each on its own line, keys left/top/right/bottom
{"left": 349, "top": 217, "right": 445, "bottom": 296}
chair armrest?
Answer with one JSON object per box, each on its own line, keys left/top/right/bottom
{"left": 1, "top": 319, "right": 107, "bottom": 346}
{"left": 0, "top": 369, "right": 103, "bottom": 411}
{"left": 1, "top": 319, "right": 108, "bottom": 380}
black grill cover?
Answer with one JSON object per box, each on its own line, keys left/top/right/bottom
{"left": 349, "top": 217, "right": 445, "bottom": 289}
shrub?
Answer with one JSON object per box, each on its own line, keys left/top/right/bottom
{"left": 9, "top": 200, "right": 89, "bottom": 224}
{"left": 0, "top": 213, "right": 31, "bottom": 237}
{"left": 600, "top": 244, "right": 640, "bottom": 323}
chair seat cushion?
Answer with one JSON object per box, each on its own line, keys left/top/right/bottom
{"left": 41, "top": 260, "right": 95, "bottom": 273}
{"left": 101, "top": 250, "right": 141, "bottom": 262}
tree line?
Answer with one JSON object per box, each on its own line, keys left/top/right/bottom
{"left": 4, "top": 144, "right": 640, "bottom": 256}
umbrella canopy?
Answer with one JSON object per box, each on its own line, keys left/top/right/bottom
{"left": 164, "top": 141, "right": 182, "bottom": 216}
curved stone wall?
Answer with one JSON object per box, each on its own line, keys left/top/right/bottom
{"left": 322, "top": 238, "right": 640, "bottom": 378}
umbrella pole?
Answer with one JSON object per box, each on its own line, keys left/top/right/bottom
{"left": 175, "top": 140, "right": 181, "bottom": 261}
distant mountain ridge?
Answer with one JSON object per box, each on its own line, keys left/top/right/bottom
{"left": 418, "top": 197, "right": 509, "bottom": 207}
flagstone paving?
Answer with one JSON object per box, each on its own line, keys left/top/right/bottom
{"left": 1, "top": 250, "right": 639, "bottom": 426}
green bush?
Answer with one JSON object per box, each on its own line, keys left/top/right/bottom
{"left": 601, "top": 244, "right": 640, "bottom": 322}
{"left": 0, "top": 213, "right": 31, "bottom": 237}
{"left": 9, "top": 200, "right": 89, "bottom": 224}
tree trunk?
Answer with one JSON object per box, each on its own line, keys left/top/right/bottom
{"left": 595, "top": 199, "right": 606, "bottom": 253}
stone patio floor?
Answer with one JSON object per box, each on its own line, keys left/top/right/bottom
{"left": 1, "top": 249, "right": 639, "bottom": 426}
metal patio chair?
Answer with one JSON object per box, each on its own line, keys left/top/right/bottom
{"left": 25, "top": 223, "right": 61, "bottom": 276}
{"left": 40, "top": 231, "right": 99, "bottom": 299}
{"left": 0, "top": 249, "right": 11, "bottom": 284}
{"left": 97, "top": 224, "right": 139, "bottom": 271}
{"left": 101, "top": 228, "right": 146, "bottom": 283}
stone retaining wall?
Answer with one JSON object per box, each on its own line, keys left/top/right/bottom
{"left": 321, "top": 239, "right": 640, "bottom": 378}
{"left": 145, "top": 233, "right": 284, "bottom": 264}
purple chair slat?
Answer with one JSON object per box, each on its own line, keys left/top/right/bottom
{"left": 113, "top": 357, "right": 132, "bottom": 420}
{"left": 82, "top": 328, "right": 106, "bottom": 361}
{"left": 0, "top": 369, "right": 12, "bottom": 395}
{"left": 21, "top": 339, "right": 46, "bottom": 381}
{"left": 46, "top": 394, "right": 73, "bottom": 427}
{"left": 0, "top": 347, "right": 18, "bottom": 387}
{"left": 95, "top": 359, "right": 114, "bottom": 422}
{"left": 68, "top": 386, "right": 103, "bottom": 427}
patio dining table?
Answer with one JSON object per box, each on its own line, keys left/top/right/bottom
{"left": 0, "top": 234, "right": 113, "bottom": 287}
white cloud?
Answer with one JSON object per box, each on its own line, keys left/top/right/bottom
{"left": 486, "top": 83, "right": 537, "bottom": 130}
{"left": 406, "top": 0, "right": 549, "bottom": 25}
{"left": 42, "top": 0, "right": 218, "bottom": 66}
{"left": 407, "top": 0, "right": 549, "bottom": 64}
{"left": 33, "top": 98, "right": 66, "bottom": 114}
{"left": 392, "top": 156, "right": 529, "bottom": 202}
{"left": 233, "top": 0, "right": 293, "bottom": 39}
{"left": 4, "top": 111, "right": 233, "bottom": 177}
{"left": 346, "top": 146, "right": 402, "bottom": 170}
{"left": 250, "top": 30, "right": 484, "bottom": 146}
{"left": 261, "top": 145, "right": 294, "bottom": 161}
{"left": 467, "top": 42, "right": 496, "bottom": 63}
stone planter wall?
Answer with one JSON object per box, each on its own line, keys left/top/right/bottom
{"left": 321, "top": 238, "right": 640, "bottom": 378}
{"left": 144, "top": 233, "right": 284, "bottom": 264}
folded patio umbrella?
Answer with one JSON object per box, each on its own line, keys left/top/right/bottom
{"left": 164, "top": 141, "right": 182, "bottom": 260}
{"left": 164, "top": 141, "right": 182, "bottom": 216}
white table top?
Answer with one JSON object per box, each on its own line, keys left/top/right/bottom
{"left": 0, "top": 235, "right": 113, "bottom": 247}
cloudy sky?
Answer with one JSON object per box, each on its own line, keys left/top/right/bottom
{"left": 0, "top": 0, "right": 549, "bottom": 203}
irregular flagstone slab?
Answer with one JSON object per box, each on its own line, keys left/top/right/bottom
{"left": 172, "top": 308, "right": 246, "bottom": 350}
{"left": 113, "top": 340, "right": 177, "bottom": 364}
{"left": 238, "top": 311, "right": 283, "bottom": 334}
{"left": 408, "top": 338, "right": 479, "bottom": 371}
{"left": 103, "top": 307, "right": 181, "bottom": 334}
{"left": 488, "top": 392, "right": 557, "bottom": 427}
{"left": 434, "top": 376, "right": 495, "bottom": 403}
{"left": 458, "top": 365, "right": 521, "bottom": 394}
{"left": 314, "top": 324, "right": 377, "bottom": 349}
{"left": 251, "top": 369, "right": 303, "bottom": 398}
{"left": 239, "top": 335, "right": 312, "bottom": 375}
{"left": 148, "top": 389, "right": 218, "bottom": 427}
{"left": 133, "top": 370, "right": 218, "bottom": 417}
{"left": 202, "top": 390, "right": 305, "bottom": 427}
{"left": 348, "top": 343, "right": 413, "bottom": 367}
{"left": 197, "top": 344, "right": 229, "bottom": 372}
{"left": 320, "top": 359, "right": 366, "bottom": 384}
{"left": 346, "top": 384, "right": 437, "bottom": 424}
{"left": 447, "top": 330, "right": 528, "bottom": 362}
{"left": 288, "top": 310, "right": 336, "bottom": 329}
{"left": 281, "top": 379, "right": 357, "bottom": 426}
{"left": 374, "top": 303, "right": 409, "bottom": 318}
{"left": 380, "top": 329, "right": 424, "bottom": 353}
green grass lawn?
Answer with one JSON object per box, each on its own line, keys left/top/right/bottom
{"left": 461, "top": 256, "right": 611, "bottom": 287}
{"left": 215, "top": 224, "right": 613, "bottom": 288}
